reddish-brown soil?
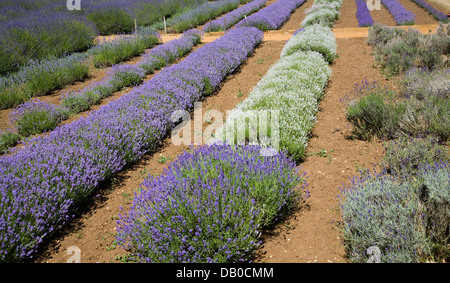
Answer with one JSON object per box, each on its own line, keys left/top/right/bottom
{"left": 1, "top": 0, "right": 439, "bottom": 263}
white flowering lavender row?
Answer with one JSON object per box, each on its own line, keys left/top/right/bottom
{"left": 281, "top": 24, "right": 337, "bottom": 63}
{"left": 0, "top": 27, "right": 263, "bottom": 262}
{"left": 301, "top": 0, "right": 342, "bottom": 27}
{"left": 116, "top": 143, "right": 304, "bottom": 262}
{"left": 235, "top": 0, "right": 306, "bottom": 30}
{"left": 212, "top": 50, "right": 331, "bottom": 160}
{"left": 203, "top": 0, "right": 267, "bottom": 32}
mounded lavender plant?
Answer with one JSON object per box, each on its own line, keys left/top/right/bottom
{"left": 0, "top": 10, "right": 96, "bottom": 76}
{"left": 340, "top": 161, "right": 450, "bottom": 262}
{"left": 167, "top": 0, "right": 240, "bottom": 33}
{"left": 10, "top": 99, "right": 69, "bottom": 137}
{"left": 281, "top": 24, "right": 337, "bottom": 62}
{"left": 301, "top": 0, "right": 342, "bottom": 28}
{"left": 62, "top": 30, "right": 202, "bottom": 115}
{"left": 116, "top": 144, "right": 304, "bottom": 263}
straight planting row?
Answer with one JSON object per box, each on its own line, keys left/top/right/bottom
{"left": 116, "top": 0, "right": 343, "bottom": 262}
{"left": 0, "top": 30, "right": 203, "bottom": 154}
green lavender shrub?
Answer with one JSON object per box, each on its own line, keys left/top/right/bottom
{"left": 86, "top": 7, "right": 134, "bottom": 36}
{"left": 0, "top": 130, "right": 21, "bottom": 154}
{"left": 10, "top": 99, "right": 69, "bottom": 137}
{"left": 417, "top": 162, "right": 450, "bottom": 261}
{"left": 340, "top": 169, "right": 430, "bottom": 263}
{"left": 383, "top": 136, "right": 449, "bottom": 175}
{"left": 345, "top": 81, "right": 405, "bottom": 140}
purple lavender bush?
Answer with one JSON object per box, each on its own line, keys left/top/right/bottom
{"left": 116, "top": 144, "right": 304, "bottom": 263}
{"left": 203, "top": 0, "right": 267, "bottom": 32}
{"left": 89, "top": 32, "right": 160, "bottom": 68}
{"left": 0, "top": 27, "right": 263, "bottom": 263}
{"left": 381, "top": 0, "right": 416, "bottom": 25}
{"left": 355, "top": 0, "right": 374, "bottom": 27}
{"left": 235, "top": 0, "right": 306, "bottom": 30}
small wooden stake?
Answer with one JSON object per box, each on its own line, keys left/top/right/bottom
{"left": 164, "top": 16, "right": 167, "bottom": 34}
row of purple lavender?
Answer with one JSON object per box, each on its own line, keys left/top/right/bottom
{"left": 62, "top": 30, "right": 203, "bottom": 115}
{"left": 356, "top": 0, "right": 375, "bottom": 27}
{"left": 381, "top": 0, "right": 416, "bottom": 25}
{"left": 410, "top": 0, "right": 448, "bottom": 21}
{"left": 0, "top": 31, "right": 202, "bottom": 156}
{"left": 357, "top": 0, "right": 448, "bottom": 27}
{"left": 235, "top": 0, "right": 306, "bottom": 30}
{"left": 203, "top": 0, "right": 267, "bottom": 32}
{"left": 0, "top": 27, "right": 263, "bottom": 263}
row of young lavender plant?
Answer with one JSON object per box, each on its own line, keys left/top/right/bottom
{"left": 355, "top": 0, "right": 375, "bottom": 27}
{"left": 410, "top": 0, "right": 448, "bottom": 22}
{"left": 235, "top": 0, "right": 306, "bottom": 30}
{"left": 0, "top": 27, "right": 263, "bottom": 263}
{"left": 381, "top": 0, "right": 416, "bottom": 25}
{"left": 212, "top": 23, "right": 337, "bottom": 163}
{"left": 0, "top": 30, "right": 161, "bottom": 110}
{"left": 203, "top": 0, "right": 267, "bottom": 32}
{"left": 153, "top": 0, "right": 240, "bottom": 33}
{"left": 301, "top": 0, "right": 342, "bottom": 27}
{"left": 0, "top": 30, "right": 204, "bottom": 155}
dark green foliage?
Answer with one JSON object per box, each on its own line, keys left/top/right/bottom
{"left": 345, "top": 83, "right": 404, "bottom": 140}
{"left": 86, "top": 8, "right": 134, "bottom": 36}
{"left": 0, "top": 131, "right": 22, "bottom": 154}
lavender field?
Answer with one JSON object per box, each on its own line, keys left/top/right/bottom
{"left": 0, "top": 0, "right": 448, "bottom": 264}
